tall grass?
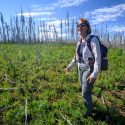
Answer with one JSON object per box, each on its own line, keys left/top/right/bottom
{"left": 0, "top": 44, "right": 125, "bottom": 124}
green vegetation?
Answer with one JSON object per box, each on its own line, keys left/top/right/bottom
{"left": 0, "top": 43, "right": 125, "bottom": 125}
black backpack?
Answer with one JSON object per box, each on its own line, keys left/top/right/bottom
{"left": 87, "top": 35, "right": 108, "bottom": 71}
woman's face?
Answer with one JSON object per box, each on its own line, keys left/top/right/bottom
{"left": 77, "top": 23, "right": 88, "bottom": 36}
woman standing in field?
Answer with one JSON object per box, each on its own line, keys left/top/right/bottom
{"left": 65, "top": 18, "right": 101, "bottom": 117}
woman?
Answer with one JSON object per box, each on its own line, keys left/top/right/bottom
{"left": 65, "top": 18, "right": 101, "bottom": 117}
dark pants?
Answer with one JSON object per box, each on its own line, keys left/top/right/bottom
{"left": 78, "top": 63, "right": 94, "bottom": 115}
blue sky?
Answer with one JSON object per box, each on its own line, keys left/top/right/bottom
{"left": 0, "top": 0, "right": 125, "bottom": 34}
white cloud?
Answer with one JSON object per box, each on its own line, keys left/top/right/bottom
{"left": 45, "top": 17, "right": 76, "bottom": 28}
{"left": 108, "top": 25, "right": 125, "bottom": 32}
{"left": 46, "top": 19, "right": 65, "bottom": 26}
{"left": 58, "top": 0, "right": 87, "bottom": 8}
{"left": 37, "top": 17, "right": 51, "bottom": 21}
{"left": 85, "top": 3, "right": 125, "bottom": 24}
{"left": 31, "top": 4, "right": 57, "bottom": 11}
{"left": 30, "top": 0, "right": 87, "bottom": 13}
{"left": 30, "top": 4, "right": 40, "bottom": 8}
{"left": 16, "top": 3, "right": 58, "bottom": 18}
{"left": 33, "top": 6, "right": 55, "bottom": 11}
{"left": 17, "top": 0, "right": 87, "bottom": 18}
{"left": 17, "top": 12, "right": 53, "bottom": 17}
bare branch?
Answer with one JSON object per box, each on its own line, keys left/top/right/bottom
{"left": 59, "top": 109, "right": 73, "bottom": 125}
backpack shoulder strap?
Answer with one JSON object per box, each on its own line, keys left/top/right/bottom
{"left": 87, "top": 35, "right": 94, "bottom": 54}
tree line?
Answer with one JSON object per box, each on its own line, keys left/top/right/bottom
{"left": 0, "top": 11, "right": 125, "bottom": 47}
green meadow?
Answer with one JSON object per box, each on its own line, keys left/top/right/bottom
{"left": 0, "top": 43, "right": 125, "bottom": 125}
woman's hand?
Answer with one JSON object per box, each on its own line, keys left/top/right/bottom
{"left": 65, "top": 67, "right": 71, "bottom": 74}
{"left": 87, "top": 76, "right": 96, "bottom": 84}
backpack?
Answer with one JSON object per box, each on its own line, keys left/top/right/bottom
{"left": 87, "top": 35, "right": 108, "bottom": 71}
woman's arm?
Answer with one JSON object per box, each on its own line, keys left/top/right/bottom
{"left": 89, "top": 37, "right": 101, "bottom": 79}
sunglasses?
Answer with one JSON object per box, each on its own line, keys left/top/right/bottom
{"left": 77, "top": 23, "right": 87, "bottom": 28}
